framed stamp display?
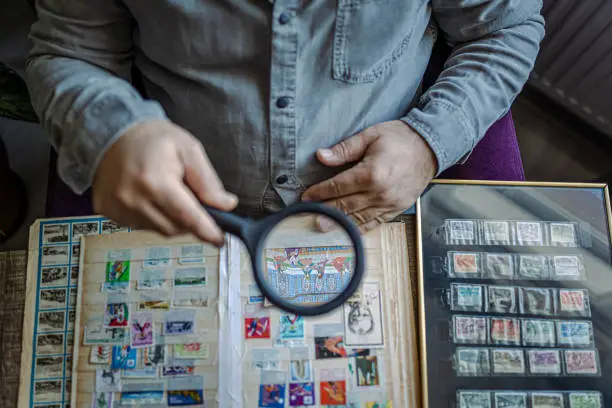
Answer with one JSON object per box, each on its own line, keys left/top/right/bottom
{"left": 417, "top": 180, "right": 612, "bottom": 408}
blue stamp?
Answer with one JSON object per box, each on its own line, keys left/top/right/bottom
{"left": 111, "top": 345, "right": 137, "bottom": 369}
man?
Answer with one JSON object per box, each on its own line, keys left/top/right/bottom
{"left": 25, "top": 0, "right": 545, "bottom": 247}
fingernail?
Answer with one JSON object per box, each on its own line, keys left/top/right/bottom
{"left": 318, "top": 149, "right": 333, "bottom": 160}
{"left": 316, "top": 216, "right": 336, "bottom": 232}
{"left": 224, "top": 193, "right": 238, "bottom": 206}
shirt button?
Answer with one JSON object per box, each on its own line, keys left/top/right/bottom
{"left": 276, "top": 97, "right": 290, "bottom": 109}
{"left": 278, "top": 12, "right": 291, "bottom": 25}
{"left": 276, "top": 175, "right": 289, "bottom": 185}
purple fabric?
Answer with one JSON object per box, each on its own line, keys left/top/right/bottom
{"left": 44, "top": 111, "right": 524, "bottom": 218}
{"left": 440, "top": 110, "right": 525, "bottom": 181}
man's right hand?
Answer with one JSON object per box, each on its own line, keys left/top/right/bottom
{"left": 92, "top": 120, "right": 237, "bottom": 247}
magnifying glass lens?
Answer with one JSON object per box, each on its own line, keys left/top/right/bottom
{"left": 260, "top": 213, "right": 357, "bottom": 309}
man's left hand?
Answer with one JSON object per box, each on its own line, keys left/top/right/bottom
{"left": 301, "top": 120, "right": 438, "bottom": 233}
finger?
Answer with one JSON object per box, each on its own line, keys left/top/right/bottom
{"left": 153, "top": 184, "right": 226, "bottom": 246}
{"left": 181, "top": 144, "right": 238, "bottom": 211}
{"left": 317, "top": 130, "right": 376, "bottom": 167}
{"left": 132, "top": 202, "right": 182, "bottom": 236}
{"left": 302, "top": 164, "right": 370, "bottom": 202}
{"left": 324, "top": 194, "right": 371, "bottom": 216}
{"left": 350, "top": 206, "right": 395, "bottom": 226}
{"left": 358, "top": 210, "right": 401, "bottom": 234}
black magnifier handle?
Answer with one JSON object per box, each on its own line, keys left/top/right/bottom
{"left": 203, "top": 205, "right": 250, "bottom": 238}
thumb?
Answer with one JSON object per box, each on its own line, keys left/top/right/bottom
{"left": 182, "top": 145, "right": 238, "bottom": 211}
{"left": 317, "top": 131, "right": 373, "bottom": 167}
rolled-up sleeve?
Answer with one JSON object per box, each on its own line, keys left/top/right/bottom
{"left": 25, "top": 0, "right": 167, "bottom": 194}
{"left": 402, "top": 0, "right": 545, "bottom": 174}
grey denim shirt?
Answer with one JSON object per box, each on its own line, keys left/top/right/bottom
{"left": 25, "top": 0, "right": 544, "bottom": 216}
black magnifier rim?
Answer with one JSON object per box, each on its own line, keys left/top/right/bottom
{"left": 251, "top": 202, "right": 365, "bottom": 316}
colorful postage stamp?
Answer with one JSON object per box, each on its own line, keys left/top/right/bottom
{"left": 167, "top": 390, "right": 205, "bottom": 406}
{"left": 565, "top": 350, "right": 599, "bottom": 375}
{"left": 530, "top": 392, "right": 564, "bottom": 408}
{"left": 104, "top": 302, "right": 130, "bottom": 328}
{"left": 314, "top": 324, "right": 347, "bottom": 358}
{"left": 559, "top": 289, "right": 590, "bottom": 316}
{"left": 163, "top": 309, "right": 196, "bottom": 336}
{"left": 527, "top": 349, "right": 561, "bottom": 375}
{"left": 138, "top": 269, "right": 168, "bottom": 290}
{"left": 354, "top": 355, "right": 381, "bottom": 387}
{"left": 451, "top": 252, "right": 480, "bottom": 276}
{"left": 144, "top": 246, "right": 171, "bottom": 267}
{"left": 163, "top": 365, "right": 195, "bottom": 377}
{"left": 289, "top": 359, "right": 312, "bottom": 383}
{"left": 173, "top": 267, "right": 207, "bottom": 287}
{"left": 90, "top": 345, "right": 111, "bottom": 364}
{"left": 522, "top": 319, "right": 556, "bottom": 347}
{"left": 104, "top": 250, "right": 131, "bottom": 292}
{"left": 143, "top": 345, "right": 165, "bottom": 366}
{"left": 490, "top": 317, "right": 521, "bottom": 345}
{"left": 245, "top": 316, "right": 271, "bottom": 339}
{"left": 130, "top": 311, "right": 154, "bottom": 348}
{"left": 173, "top": 343, "right": 209, "bottom": 359}
{"left": 557, "top": 320, "right": 593, "bottom": 347}
{"left": 568, "top": 392, "right": 602, "bottom": 408}
{"left": 96, "top": 369, "right": 121, "bottom": 393}
{"left": 288, "top": 382, "right": 315, "bottom": 406}
{"left": 451, "top": 284, "right": 483, "bottom": 312}
{"left": 111, "top": 345, "right": 137, "bottom": 369}
{"left": 258, "top": 384, "right": 286, "bottom": 408}
{"left": 278, "top": 314, "right": 304, "bottom": 342}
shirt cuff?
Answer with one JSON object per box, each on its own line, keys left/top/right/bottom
{"left": 56, "top": 92, "right": 167, "bottom": 194}
{"left": 401, "top": 100, "right": 475, "bottom": 176}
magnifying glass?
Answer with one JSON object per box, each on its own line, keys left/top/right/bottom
{"left": 204, "top": 202, "right": 364, "bottom": 316}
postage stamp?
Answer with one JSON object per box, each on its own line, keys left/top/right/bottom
{"left": 557, "top": 320, "right": 593, "bottom": 347}
{"left": 527, "top": 349, "right": 561, "bottom": 375}
{"left": 289, "top": 359, "right": 312, "bottom": 383}
{"left": 319, "top": 368, "right": 347, "bottom": 406}
{"left": 111, "top": 345, "right": 138, "bottom": 369}
{"left": 451, "top": 284, "right": 483, "bottom": 312}
{"left": 40, "top": 266, "right": 68, "bottom": 287}
{"left": 354, "top": 355, "right": 381, "bottom": 387}
{"left": 564, "top": 350, "right": 599, "bottom": 375}
{"left": 164, "top": 309, "right": 196, "bottom": 335}
{"left": 453, "top": 315, "right": 488, "bottom": 344}
{"left": 531, "top": 392, "right": 564, "bottom": 408}
{"left": 250, "top": 348, "right": 281, "bottom": 370}
{"left": 121, "top": 366, "right": 159, "bottom": 379}
{"left": 120, "top": 391, "right": 165, "bottom": 405}
{"left": 138, "top": 269, "right": 168, "bottom": 290}
{"left": 179, "top": 244, "right": 206, "bottom": 264}
{"left": 36, "top": 334, "right": 64, "bottom": 355}
{"left": 245, "top": 316, "right": 271, "bottom": 339}
{"left": 486, "top": 286, "right": 517, "bottom": 314}
{"left": 549, "top": 222, "right": 578, "bottom": 247}
{"left": 41, "top": 245, "right": 70, "bottom": 265}
{"left": 278, "top": 314, "right": 305, "bottom": 343}
{"left": 446, "top": 219, "right": 477, "bottom": 244}
{"left": 173, "top": 343, "right": 209, "bottom": 359}
{"left": 518, "top": 255, "right": 549, "bottom": 280}
{"left": 72, "top": 244, "right": 80, "bottom": 262}
{"left": 456, "top": 347, "right": 490, "bottom": 376}
{"left": 174, "top": 267, "right": 207, "bottom": 287}
{"left": 139, "top": 290, "right": 171, "bottom": 310}
{"left": 494, "top": 392, "right": 527, "bottom": 408}
{"left": 104, "top": 302, "right": 130, "bottom": 328}
{"left": 450, "top": 252, "right": 480, "bottom": 277}
{"left": 482, "top": 220, "right": 511, "bottom": 245}
{"left": 258, "top": 383, "right": 286, "bottom": 408}
{"left": 522, "top": 319, "right": 556, "bottom": 347}
{"left": 457, "top": 391, "right": 491, "bottom": 408}
{"left": 91, "top": 392, "right": 114, "bottom": 408}
{"left": 515, "top": 221, "right": 544, "bottom": 246}
{"left": 568, "top": 392, "right": 602, "bottom": 408}
{"left": 72, "top": 221, "right": 99, "bottom": 239}
{"left": 484, "top": 253, "right": 514, "bottom": 279}
{"left": 35, "top": 356, "right": 64, "bottom": 379}
{"left": 130, "top": 311, "right": 154, "bottom": 348}
{"left": 43, "top": 223, "right": 70, "bottom": 244}
{"left": 96, "top": 369, "right": 121, "bottom": 393}
{"left": 559, "top": 289, "right": 590, "bottom": 316}
{"left": 90, "top": 345, "right": 111, "bottom": 364}
{"left": 101, "top": 220, "right": 128, "bottom": 234}
{"left": 39, "top": 288, "right": 67, "bottom": 309}
{"left": 343, "top": 282, "right": 384, "bottom": 347}
{"left": 163, "top": 365, "right": 195, "bottom": 376}
{"left": 37, "top": 310, "right": 66, "bottom": 332}
{"left": 143, "top": 345, "right": 166, "bottom": 366}
{"left": 520, "top": 287, "right": 553, "bottom": 316}
{"left": 552, "top": 255, "right": 584, "bottom": 280}
{"left": 33, "top": 380, "right": 63, "bottom": 403}
{"left": 84, "top": 316, "right": 128, "bottom": 345}
{"left": 104, "top": 253, "right": 131, "bottom": 292}
{"left": 248, "top": 284, "right": 264, "bottom": 304}
{"left": 288, "top": 382, "right": 315, "bottom": 406}
{"left": 172, "top": 289, "right": 210, "bottom": 308}
{"left": 314, "top": 323, "right": 347, "bottom": 358}
{"left": 492, "top": 348, "right": 525, "bottom": 375}
{"left": 144, "top": 246, "right": 171, "bottom": 267}
{"left": 490, "top": 317, "right": 521, "bottom": 345}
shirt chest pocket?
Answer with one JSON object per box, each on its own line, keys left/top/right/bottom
{"left": 332, "top": 0, "right": 426, "bottom": 83}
